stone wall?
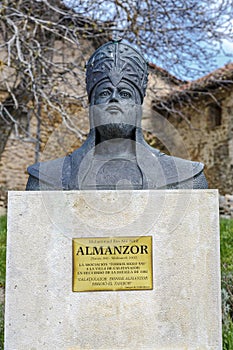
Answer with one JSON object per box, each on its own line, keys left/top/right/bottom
{"left": 0, "top": 104, "right": 89, "bottom": 213}
{"left": 219, "top": 194, "right": 233, "bottom": 219}
{"left": 143, "top": 88, "right": 233, "bottom": 195}
{"left": 0, "top": 189, "right": 7, "bottom": 216}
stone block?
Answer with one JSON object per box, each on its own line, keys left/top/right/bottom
{"left": 5, "top": 190, "right": 221, "bottom": 349}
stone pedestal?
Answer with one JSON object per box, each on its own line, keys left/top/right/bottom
{"left": 5, "top": 190, "right": 222, "bottom": 350}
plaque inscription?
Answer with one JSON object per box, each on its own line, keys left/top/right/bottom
{"left": 73, "top": 236, "right": 153, "bottom": 292}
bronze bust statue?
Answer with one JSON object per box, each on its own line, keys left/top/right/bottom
{"left": 26, "top": 40, "right": 208, "bottom": 190}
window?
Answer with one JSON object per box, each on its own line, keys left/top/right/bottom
{"left": 206, "top": 103, "right": 222, "bottom": 129}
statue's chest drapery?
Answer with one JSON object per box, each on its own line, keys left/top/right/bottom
{"left": 79, "top": 158, "right": 144, "bottom": 190}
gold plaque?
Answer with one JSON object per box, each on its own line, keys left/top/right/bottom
{"left": 73, "top": 236, "right": 153, "bottom": 292}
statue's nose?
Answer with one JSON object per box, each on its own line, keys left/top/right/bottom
{"left": 109, "top": 90, "right": 119, "bottom": 103}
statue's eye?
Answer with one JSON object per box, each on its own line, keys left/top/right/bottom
{"left": 119, "top": 90, "right": 132, "bottom": 99}
{"left": 99, "top": 90, "right": 111, "bottom": 97}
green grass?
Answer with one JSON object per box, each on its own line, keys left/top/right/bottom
{"left": 221, "top": 219, "right": 233, "bottom": 273}
{"left": 0, "top": 216, "right": 7, "bottom": 288}
{"left": 0, "top": 216, "right": 232, "bottom": 348}
{"left": 223, "top": 316, "right": 233, "bottom": 350}
{"left": 0, "top": 215, "right": 6, "bottom": 349}
{"left": 0, "top": 303, "right": 4, "bottom": 349}
{"left": 221, "top": 219, "right": 233, "bottom": 350}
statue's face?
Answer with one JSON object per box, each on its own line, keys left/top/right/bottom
{"left": 89, "top": 79, "right": 142, "bottom": 139}
{"left": 91, "top": 80, "right": 141, "bottom": 106}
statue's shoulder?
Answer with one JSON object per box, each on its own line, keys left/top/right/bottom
{"left": 157, "top": 151, "right": 204, "bottom": 175}
{"left": 26, "top": 134, "right": 94, "bottom": 190}
{"left": 150, "top": 148, "right": 207, "bottom": 189}
{"left": 26, "top": 156, "right": 71, "bottom": 190}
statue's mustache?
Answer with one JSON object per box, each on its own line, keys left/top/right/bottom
{"left": 105, "top": 103, "right": 123, "bottom": 114}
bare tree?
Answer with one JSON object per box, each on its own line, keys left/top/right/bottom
{"left": 0, "top": 0, "right": 232, "bottom": 161}
{"left": 67, "top": 0, "right": 233, "bottom": 78}
{"left": 0, "top": 0, "right": 111, "bottom": 160}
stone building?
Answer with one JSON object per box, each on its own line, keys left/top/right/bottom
{"left": 144, "top": 63, "right": 233, "bottom": 195}
{"left": 0, "top": 38, "right": 232, "bottom": 213}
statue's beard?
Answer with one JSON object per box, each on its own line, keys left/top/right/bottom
{"left": 90, "top": 103, "right": 142, "bottom": 141}
{"left": 95, "top": 123, "right": 136, "bottom": 141}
